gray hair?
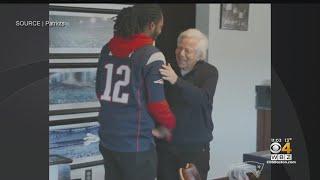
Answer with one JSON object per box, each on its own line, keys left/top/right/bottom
{"left": 177, "top": 28, "right": 209, "bottom": 60}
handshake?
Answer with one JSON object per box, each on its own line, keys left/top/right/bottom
{"left": 152, "top": 126, "right": 172, "bottom": 142}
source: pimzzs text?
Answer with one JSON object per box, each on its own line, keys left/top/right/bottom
{"left": 16, "top": 20, "right": 65, "bottom": 27}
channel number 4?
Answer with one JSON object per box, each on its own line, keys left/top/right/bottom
{"left": 101, "top": 64, "right": 130, "bottom": 104}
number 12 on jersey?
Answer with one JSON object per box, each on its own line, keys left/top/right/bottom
{"left": 100, "top": 63, "right": 131, "bottom": 104}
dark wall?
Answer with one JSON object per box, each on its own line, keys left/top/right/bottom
{"left": 156, "top": 4, "right": 196, "bottom": 65}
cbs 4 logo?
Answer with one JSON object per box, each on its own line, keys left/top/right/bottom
{"left": 270, "top": 142, "right": 292, "bottom": 154}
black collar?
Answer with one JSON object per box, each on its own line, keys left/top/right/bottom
{"left": 179, "top": 60, "right": 204, "bottom": 77}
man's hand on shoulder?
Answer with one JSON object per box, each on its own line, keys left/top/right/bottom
{"left": 160, "top": 63, "right": 178, "bottom": 85}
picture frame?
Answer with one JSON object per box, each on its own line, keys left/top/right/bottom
{"left": 49, "top": 66, "right": 99, "bottom": 112}
{"left": 220, "top": 4, "right": 249, "bottom": 31}
{"left": 49, "top": 122, "right": 102, "bottom": 164}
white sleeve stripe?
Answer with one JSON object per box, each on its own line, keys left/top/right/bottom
{"left": 146, "top": 52, "right": 166, "bottom": 65}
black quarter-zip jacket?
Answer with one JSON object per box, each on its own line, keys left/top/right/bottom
{"left": 165, "top": 60, "right": 218, "bottom": 147}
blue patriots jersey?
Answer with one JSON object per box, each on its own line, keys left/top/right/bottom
{"left": 96, "top": 44, "right": 168, "bottom": 152}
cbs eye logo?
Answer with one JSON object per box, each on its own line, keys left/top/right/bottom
{"left": 270, "top": 142, "right": 292, "bottom": 154}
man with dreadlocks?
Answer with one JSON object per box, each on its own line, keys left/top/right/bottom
{"left": 95, "top": 4, "right": 176, "bottom": 180}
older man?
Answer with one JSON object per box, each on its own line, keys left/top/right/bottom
{"left": 156, "top": 29, "right": 218, "bottom": 180}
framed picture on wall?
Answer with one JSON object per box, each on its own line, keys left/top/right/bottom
{"left": 220, "top": 4, "right": 249, "bottom": 31}
{"left": 49, "top": 122, "right": 102, "bottom": 164}
{"left": 49, "top": 66, "right": 100, "bottom": 112}
{"left": 49, "top": 11, "right": 116, "bottom": 54}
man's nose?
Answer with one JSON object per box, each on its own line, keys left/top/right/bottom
{"left": 179, "top": 49, "right": 185, "bottom": 57}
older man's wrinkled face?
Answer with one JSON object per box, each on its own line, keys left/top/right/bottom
{"left": 175, "top": 37, "right": 198, "bottom": 71}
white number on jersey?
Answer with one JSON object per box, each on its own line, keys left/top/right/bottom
{"left": 100, "top": 64, "right": 130, "bottom": 104}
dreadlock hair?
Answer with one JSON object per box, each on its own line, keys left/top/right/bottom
{"left": 113, "top": 4, "right": 163, "bottom": 38}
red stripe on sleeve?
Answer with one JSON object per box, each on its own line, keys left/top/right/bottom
{"left": 147, "top": 100, "right": 176, "bottom": 130}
